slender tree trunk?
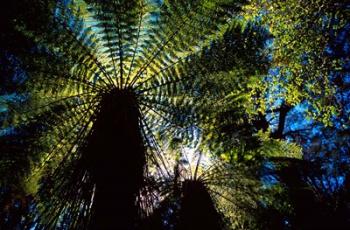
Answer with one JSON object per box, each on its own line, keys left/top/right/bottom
{"left": 84, "top": 89, "right": 145, "bottom": 230}
{"left": 271, "top": 102, "right": 292, "bottom": 139}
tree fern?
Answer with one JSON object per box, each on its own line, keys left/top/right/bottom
{"left": 1, "top": 0, "right": 257, "bottom": 229}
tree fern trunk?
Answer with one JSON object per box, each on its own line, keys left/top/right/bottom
{"left": 176, "top": 180, "right": 224, "bottom": 230}
{"left": 84, "top": 89, "right": 145, "bottom": 230}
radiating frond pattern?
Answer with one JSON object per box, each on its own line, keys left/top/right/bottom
{"left": 143, "top": 149, "right": 262, "bottom": 230}
{"left": 1, "top": 0, "right": 251, "bottom": 228}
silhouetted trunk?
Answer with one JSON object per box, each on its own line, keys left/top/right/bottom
{"left": 276, "top": 159, "right": 332, "bottom": 229}
{"left": 176, "top": 180, "right": 224, "bottom": 230}
{"left": 84, "top": 89, "right": 145, "bottom": 230}
{"left": 271, "top": 102, "right": 292, "bottom": 139}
